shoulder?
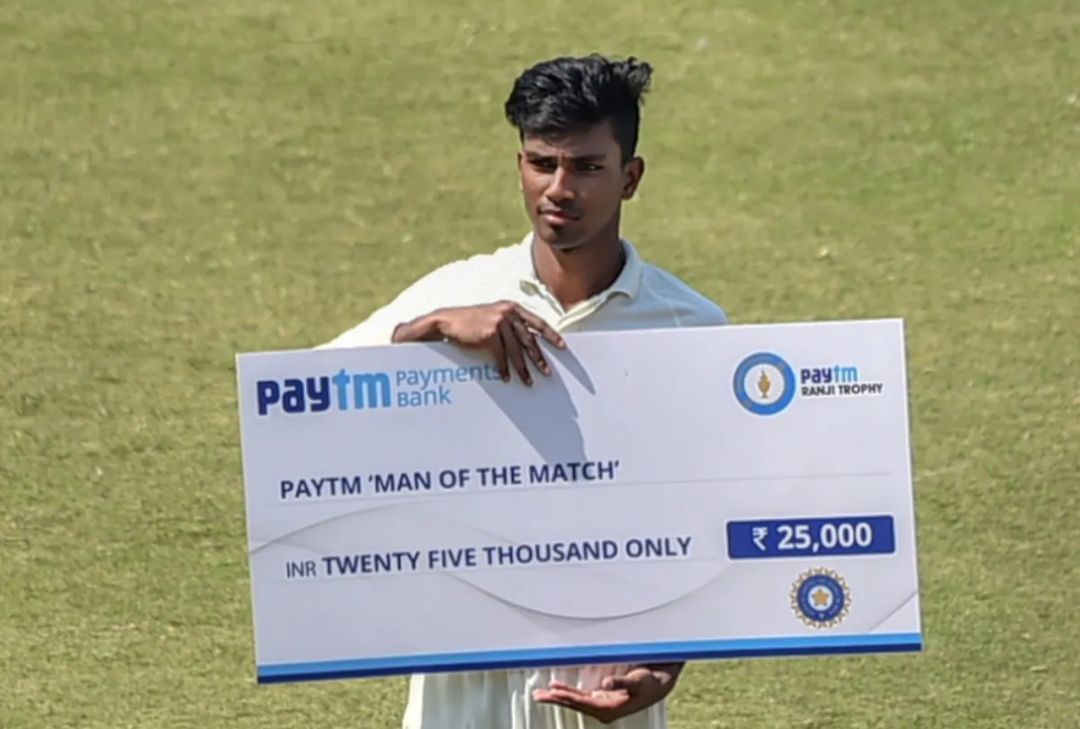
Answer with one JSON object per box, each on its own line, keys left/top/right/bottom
{"left": 404, "top": 240, "right": 526, "bottom": 292}
{"left": 319, "top": 240, "right": 526, "bottom": 349}
{"left": 638, "top": 263, "right": 729, "bottom": 326}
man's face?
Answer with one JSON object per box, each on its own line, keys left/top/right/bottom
{"left": 517, "top": 121, "right": 644, "bottom": 251}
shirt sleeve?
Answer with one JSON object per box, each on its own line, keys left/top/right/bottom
{"left": 317, "top": 260, "right": 464, "bottom": 349}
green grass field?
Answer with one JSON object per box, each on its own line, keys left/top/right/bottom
{"left": 2, "top": 0, "right": 1077, "bottom": 726}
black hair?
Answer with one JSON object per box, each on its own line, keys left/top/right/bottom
{"left": 504, "top": 54, "right": 653, "bottom": 162}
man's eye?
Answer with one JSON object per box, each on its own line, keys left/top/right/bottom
{"left": 531, "top": 160, "right": 556, "bottom": 172}
{"left": 578, "top": 163, "right": 603, "bottom": 172}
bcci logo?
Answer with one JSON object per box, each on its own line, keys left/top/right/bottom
{"left": 732, "top": 352, "right": 796, "bottom": 416}
{"left": 791, "top": 568, "right": 851, "bottom": 628}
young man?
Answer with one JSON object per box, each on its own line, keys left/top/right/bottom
{"left": 324, "top": 54, "right": 728, "bottom": 729}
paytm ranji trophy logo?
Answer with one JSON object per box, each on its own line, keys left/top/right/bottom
{"left": 733, "top": 352, "right": 797, "bottom": 416}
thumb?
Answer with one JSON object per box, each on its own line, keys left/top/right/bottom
{"left": 601, "top": 670, "right": 650, "bottom": 692}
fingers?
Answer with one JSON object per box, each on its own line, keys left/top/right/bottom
{"left": 498, "top": 320, "right": 531, "bottom": 385}
{"left": 483, "top": 303, "right": 562, "bottom": 385}
{"left": 532, "top": 689, "right": 607, "bottom": 712}
{"left": 514, "top": 306, "right": 566, "bottom": 349}
{"left": 511, "top": 318, "right": 550, "bottom": 376}
{"left": 533, "top": 687, "right": 626, "bottom": 720}
{"left": 489, "top": 325, "right": 510, "bottom": 382}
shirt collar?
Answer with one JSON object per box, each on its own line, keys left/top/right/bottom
{"left": 515, "top": 233, "right": 644, "bottom": 300}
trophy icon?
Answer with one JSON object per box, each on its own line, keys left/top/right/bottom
{"left": 757, "top": 369, "right": 772, "bottom": 400}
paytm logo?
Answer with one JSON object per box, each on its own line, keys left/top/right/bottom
{"left": 800, "top": 365, "right": 859, "bottom": 386}
{"left": 256, "top": 369, "right": 392, "bottom": 415}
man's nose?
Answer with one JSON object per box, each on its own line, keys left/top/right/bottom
{"left": 545, "top": 166, "right": 576, "bottom": 202}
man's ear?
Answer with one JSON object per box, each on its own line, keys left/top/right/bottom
{"left": 622, "top": 157, "right": 645, "bottom": 200}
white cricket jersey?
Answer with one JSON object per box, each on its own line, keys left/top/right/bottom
{"left": 322, "top": 234, "right": 727, "bottom": 729}
{"left": 324, "top": 235, "right": 727, "bottom": 349}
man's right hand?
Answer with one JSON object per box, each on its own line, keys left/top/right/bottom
{"left": 391, "top": 302, "right": 566, "bottom": 385}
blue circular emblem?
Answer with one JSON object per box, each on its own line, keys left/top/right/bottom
{"left": 792, "top": 570, "right": 849, "bottom": 627}
{"left": 733, "top": 352, "right": 796, "bottom": 416}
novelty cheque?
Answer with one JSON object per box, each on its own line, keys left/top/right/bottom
{"left": 235, "top": 319, "right": 923, "bottom": 684}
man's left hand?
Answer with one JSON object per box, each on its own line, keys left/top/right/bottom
{"left": 532, "top": 664, "right": 683, "bottom": 724}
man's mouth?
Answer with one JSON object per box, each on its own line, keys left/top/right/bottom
{"left": 539, "top": 208, "right": 579, "bottom": 222}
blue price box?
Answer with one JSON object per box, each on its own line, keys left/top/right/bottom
{"left": 727, "top": 516, "right": 896, "bottom": 559}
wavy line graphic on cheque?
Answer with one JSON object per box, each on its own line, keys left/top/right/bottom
{"left": 248, "top": 502, "right": 413, "bottom": 553}
{"left": 437, "top": 562, "right": 735, "bottom": 622}
{"left": 252, "top": 505, "right": 731, "bottom": 620}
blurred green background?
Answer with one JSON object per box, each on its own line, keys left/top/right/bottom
{"left": 2, "top": 0, "right": 1077, "bottom": 726}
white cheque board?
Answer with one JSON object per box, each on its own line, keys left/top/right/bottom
{"left": 236, "top": 319, "right": 923, "bottom": 684}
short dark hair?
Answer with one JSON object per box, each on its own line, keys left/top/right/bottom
{"left": 504, "top": 54, "right": 653, "bottom": 162}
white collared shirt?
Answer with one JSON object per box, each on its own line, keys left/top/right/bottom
{"left": 323, "top": 235, "right": 727, "bottom": 349}
{"left": 323, "top": 235, "right": 727, "bottom": 729}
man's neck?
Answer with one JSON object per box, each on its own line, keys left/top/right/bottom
{"left": 531, "top": 228, "right": 626, "bottom": 310}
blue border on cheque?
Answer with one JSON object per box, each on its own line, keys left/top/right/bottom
{"left": 258, "top": 633, "right": 924, "bottom": 683}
